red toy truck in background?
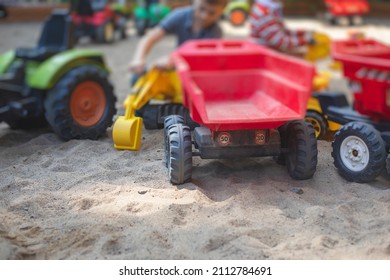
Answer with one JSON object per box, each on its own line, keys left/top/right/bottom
{"left": 313, "top": 39, "right": 390, "bottom": 182}
{"left": 324, "top": 0, "right": 370, "bottom": 26}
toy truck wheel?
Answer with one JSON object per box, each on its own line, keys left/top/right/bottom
{"left": 285, "top": 120, "right": 318, "bottom": 180}
{"left": 96, "top": 21, "right": 115, "bottom": 43}
{"left": 335, "top": 16, "right": 350, "bottom": 26}
{"left": 305, "top": 111, "right": 328, "bottom": 139}
{"left": 164, "top": 115, "right": 185, "bottom": 167}
{"left": 332, "top": 122, "right": 386, "bottom": 183}
{"left": 44, "top": 65, "right": 116, "bottom": 140}
{"left": 166, "top": 123, "right": 192, "bottom": 185}
{"left": 387, "top": 155, "right": 390, "bottom": 176}
{"left": 229, "top": 8, "right": 247, "bottom": 27}
{"left": 351, "top": 16, "right": 363, "bottom": 26}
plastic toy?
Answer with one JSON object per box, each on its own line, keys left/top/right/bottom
{"left": 166, "top": 40, "right": 317, "bottom": 184}
{"left": 224, "top": 0, "right": 250, "bottom": 27}
{"left": 133, "top": 0, "right": 170, "bottom": 36}
{"left": 113, "top": 39, "right": 318, "bottom": 184}
{"left": 323, "top": 0, "right": 370, "bottom": 26}
{"left": 71, "top": 0, "right": 129, "bottom": 43}
{"left": 314, "top": 39, "right": 390, "bottom": 182}
{"left": 0, "top": 10, "right": 116, "bottom": 140}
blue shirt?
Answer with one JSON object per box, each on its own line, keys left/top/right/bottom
{"left": 159, "top": 6, "right": 222, "bottom": 46}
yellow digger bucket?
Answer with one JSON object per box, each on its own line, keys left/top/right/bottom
{"left": 305, "top": 33, "right": 331, "bottom": 62}
{"left": 112, "top": 69, "right": 182, "bottom": 151}
{"left": 112, "top": 95, "right": 143, "bottom": 151}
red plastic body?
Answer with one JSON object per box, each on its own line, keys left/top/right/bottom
{"left": 332, "top": 39, "right": 390, "bottom": 122}
{"left": 72, "top": 5, "right": 115, "bottom": 27}
{"left": 324, "top": 0, "right": 370, "bottom": 16}
{"left": 171, "top": 39, "right": 315, "bottom": 132}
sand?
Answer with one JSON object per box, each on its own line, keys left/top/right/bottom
{"left": 0, "top": 18, "right": 389, "bottom": 260}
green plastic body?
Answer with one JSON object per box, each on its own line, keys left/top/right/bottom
{"left": 0, "top": 50, "right": 15, "bottom": 74}
{"left": 134, "top": 3, "right": 170, "bottom": 25}
{"left": 224, "top": 0, "right": 251, "bottom": 16}
{"left": 27, "top": 49, "right": 108, "bottom": 90}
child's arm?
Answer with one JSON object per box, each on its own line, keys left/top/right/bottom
{"left": 129, "top": 27, "right": 166, "bottom": 74}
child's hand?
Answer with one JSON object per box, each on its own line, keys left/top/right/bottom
{"left": 152, "top": 56, "right": 174, "bottom": 71}
{"left": 128, "top": 59, "right": 146, "bottom": 75}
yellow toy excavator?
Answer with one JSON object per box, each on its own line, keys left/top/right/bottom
{"left": 112, "top": 69, "right": 183, "bottom": 150}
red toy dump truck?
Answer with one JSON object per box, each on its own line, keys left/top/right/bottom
{"left": 163, "top": 40, "right": 318, "bottom": 185}
{"left": 323, "top": 0, "right": 370, "bottom": 26}
{"left": 314, "top": 39, "right": 390, "bottom": 182}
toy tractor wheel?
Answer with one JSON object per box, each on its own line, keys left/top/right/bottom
{"left": 305, "top": 111, "right": 328, "bottom": 139}
{"left": 166, "top": 123, "right": 192, "bottom": 185}
{"left": 44, "top": 65, "right": 116, "bottom": 140}
{"left": 96, "top": 21, "right": 115, "bottom": 43}
{"left": 5, "top": 114, "right": 47, "bottom": 130}
{"left": 229, "top": 8, "right": 247, "bottom": 27}
{"left": 285, "top": 120, "right": 318, "bottom": 180}
{"left": 332, "top": 122, "right": 386, "bottom": 183}
{"left": 164, "top": 115, "right": 185, "bottom": 167}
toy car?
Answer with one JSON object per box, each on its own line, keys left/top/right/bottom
{"left": 224, "top": 0, "right": 250, "bottom": 27}
{"left": 323, "top": 0, "right": 370, "bottom": 26}
{"left": 313, "top": 39, "right": 390, "bottom": 182}
{"left": 0, "top": 10, "right": 116, "bottom": 140}
{"left": 165, "top": 40, "right": 318, "bottom": 184}
{"left": 71, "top": 0, "right": 129, "bottom": 43}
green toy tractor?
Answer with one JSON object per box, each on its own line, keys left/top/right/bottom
{"left": 134, "top": 0, "right": 170, "bottom": 36}
{"left": 0, "top": 10, "right": 117, "bottom": 140}
{"left": 224, "top": 0, "right": 251, "bottom": 27}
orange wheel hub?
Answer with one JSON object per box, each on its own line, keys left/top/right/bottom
{"left": 230, "top": 10, "right": 246, "bottom": 26}
{"left": 70, "top": 81, "right": 106, "bottom": 127}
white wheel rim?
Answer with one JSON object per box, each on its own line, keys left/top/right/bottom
{"left": 340, "top": 136, "right": 369, "bottom": 172}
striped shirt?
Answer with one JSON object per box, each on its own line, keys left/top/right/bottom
{"left": 249, "top": 2, "right": 312, "bottom": 50}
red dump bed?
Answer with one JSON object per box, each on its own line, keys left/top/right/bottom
{"left": 332, "top": 39, "right": 390, "bottom": 122}
{"left": 324, "top": 0, "right": 370, "bottom": 16}
{"left": 171, "top": 39, "right": 315, "bottom": 131}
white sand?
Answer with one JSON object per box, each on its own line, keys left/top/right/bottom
{"left": 0, "top": 18, "right": 389, "bottom": 259}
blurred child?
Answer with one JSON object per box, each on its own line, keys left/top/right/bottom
{"left": 129, "top": 0, "right": 228, "bottom": 76}
{"left": 249, "top": 0, "right": 315, "bottom": 52}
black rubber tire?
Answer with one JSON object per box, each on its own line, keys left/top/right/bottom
{"left": 5, "top": 114, "right": 47, "bottom": 130}
{"left": 164, "top": 115, "right": 184, "bottom": 167}
{"left": 305, "top": 110, "right": 328, "bottom": 140}
{"left": 386, "top": 155, "right": 390, "bottom": 176}
{"left": 332, "top": 122, "right": 386, "bottom": 183}
{"left": 44, "top": 65, "right": 116, "bottom": 140}
{"left": 286, "top": 120, "right": 318, "bottom": 180}
{"left": 142, "top": 104, "right": 159, "bottom": 129}
{"left": 166, "top": 124, "right": 192, "bottom": 185}
{"left": 96, "top": 21, "right": 115, "bottom": 43}
{"left": 140, "top": 103, "right": 199, "bottom": 130}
